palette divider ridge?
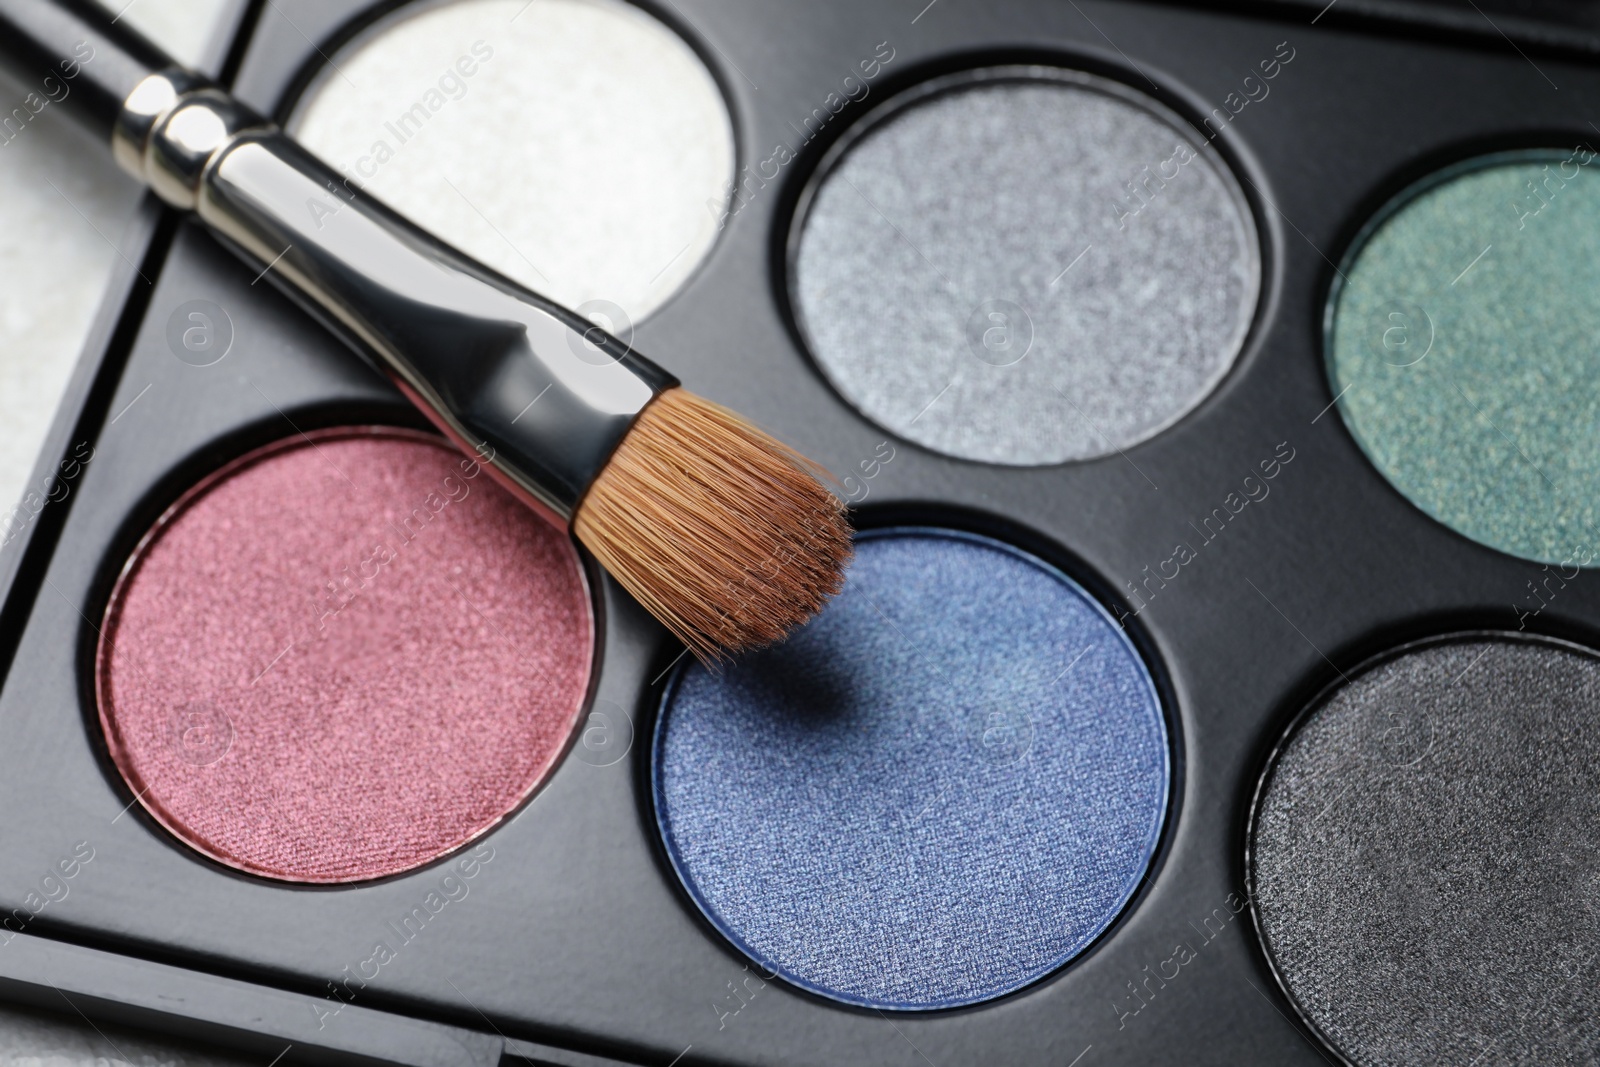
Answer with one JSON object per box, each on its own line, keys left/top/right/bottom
{"left": 0, "top": 0, "right": 256, "bottom": 688}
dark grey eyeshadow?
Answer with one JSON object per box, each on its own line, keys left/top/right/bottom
{"left": 1251, "top": 636, "right": 1600, "bottom": 1065}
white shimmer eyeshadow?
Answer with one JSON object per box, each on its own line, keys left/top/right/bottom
{"left": 792, "top": 70, "right": 1259, "bottom": 466}
{"left": 291, "top": 0, "right": 734, "bottom": 326}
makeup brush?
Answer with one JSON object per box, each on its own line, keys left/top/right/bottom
{"left": 0, "top": 0, "right": 851, "bottom": 662}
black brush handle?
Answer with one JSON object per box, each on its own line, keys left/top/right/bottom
{"left": 0, "top": 0, "right": 676, "bottom": 525}
{"left": 0, "top": 0, "right": 170, "bottom": 143}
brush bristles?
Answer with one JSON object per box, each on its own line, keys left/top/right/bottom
{"left": 572, "top": 388, "right": 853, "bottom": 664}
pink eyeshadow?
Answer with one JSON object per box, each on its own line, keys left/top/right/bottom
{"left": 97, "top": 427, "right": 593, "bottom": 883}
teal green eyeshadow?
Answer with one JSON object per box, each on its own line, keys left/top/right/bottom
{"left": 1328, "top": 148, "right": 1600, "bottom": 566}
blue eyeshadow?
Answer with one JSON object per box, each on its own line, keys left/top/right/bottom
{"left": 652, "top": 527, "right": 1170, "bottom": 1010}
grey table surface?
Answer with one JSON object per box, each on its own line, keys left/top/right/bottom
{"left": 0, "top": 1000, "right": 255, "bottom": 1067}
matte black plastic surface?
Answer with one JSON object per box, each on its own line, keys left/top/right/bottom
{"left": 0, "top": 931, "right": 502, "bottom": 1067}
{"left": 1269, "top": 0, "right": 1600, "bottom": 57}
{"left": 3, "top": 2, "right": 1599, "bottom": 1066}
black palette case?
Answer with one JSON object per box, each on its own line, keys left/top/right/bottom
{"left": 1, "top": 2, "right": 1598, "bottom": 1065}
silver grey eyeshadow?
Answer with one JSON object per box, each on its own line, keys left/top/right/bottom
{"left": 1250, "top": 637, "right": 1600, "bottom": 1066}
{"left": 790, "top": 69, "right": 1259, "bottom": 466}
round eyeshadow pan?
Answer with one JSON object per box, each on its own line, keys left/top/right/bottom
{"left": 291, "top": 0, "right": 733, "bottom": 326}
{"left": 789, "top": 67, "right": 1260, "bottom": 467}
{"left": 1250, "top": 634, "right": 1600, "bottom": 1065}
{"left": 97, "top": 428, "right": 593, "bottom": 883}
{"left": 652, "top": 527, "right": 1170, "bottom": 1009}
{"left": 1327, "top": 150, "right": 1600, "bottom": 565}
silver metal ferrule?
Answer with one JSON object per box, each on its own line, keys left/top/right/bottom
{"left": 112, "top": 70, "right": 676, "bottom": 524}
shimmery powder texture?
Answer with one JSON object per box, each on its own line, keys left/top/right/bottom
{"left": 291, "top": 0, "right": 732, "bottom": 323}
{"left": 653, "top": 529, "right": 1169, "bottom": 1009}
{"left": 98, "top": 430, "right": 593, "bottom": 883}
{"left": 791, "top": 69, "right": 1259, "bottom": 466}
{"left": 1251, "top": 637, "right": 1600, "bottom": 1065}
{"left": 1329, "top": 152, "right": 1600, "bottom": 564}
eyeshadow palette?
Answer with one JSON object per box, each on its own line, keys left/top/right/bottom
{"left": 2, "top": 0, "right": 1600, "bottom": 1065}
